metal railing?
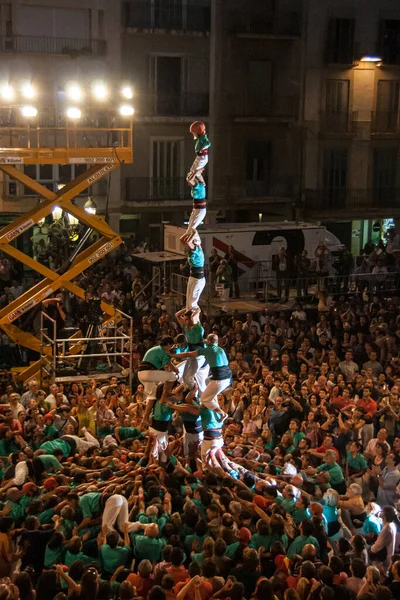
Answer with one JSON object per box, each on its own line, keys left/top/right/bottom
{"left": 306, "top": 188, "right": 400, "bottom": 212}
{"left": 320, "top": 110, "right": 357, "bottom": 134}
{"left": 230, "top": 95, "right": 299, "bottom": 119}
{"left": 123, "top": 1, "right": 211, "bottom": 32}
{"left": 227, "top": 178, "right": 295, "bottom": 201}
{"left": 136, "top": 93, "right": 209, "bottom": 117}
{"left": 170, "top": 269, "right": 400, "bottom": 304}
{"left": 125, "top": 177, "right": 191, "bottom": 201}
{"left": 0, "top": 35, "right": 106, "bottom": 56}
{"left": 371, "top": 111, "right": 400, "bottom": 134}
{"left": 228, "top": 9, "right": 301, "bottom": 36}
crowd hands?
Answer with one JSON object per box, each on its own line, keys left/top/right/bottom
{"left": 1, "top": 292, "right": 400, "bottom": 599}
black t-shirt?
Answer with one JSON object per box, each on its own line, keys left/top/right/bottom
{"left": 230, "top": 567, "right": 261, "bottom": 599}
{"left": 21, "top": 529, "right": 54, "bottom": 572}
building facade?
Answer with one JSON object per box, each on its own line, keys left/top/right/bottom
{"left": 1, "top": 0, "right": 400, "bottom": 252}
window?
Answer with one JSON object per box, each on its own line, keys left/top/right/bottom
{"left": 373, "top": 147, "right": 398, "bottom": 206}
{"left": 246, "top": 141, "right": 271, "bottom": 196}
{"left": 123, "top": 0, "right": 211, "bottom": 32}
{"left": 326, "top": 18, "right": 355, "bottom": 64}
{"left": 150, "top": 139, "right": 185, "bottom": 199}
{"left": 375, "top": 80, "right": 400, "bottom": 132}
{"left": 149, "top": 56, "right": 183, "bottom": 115}
{"left": 380, "top": 20, "right": 400, "bottom": 65}
{"left": 246, "top": 61, "right": 272, "bottom": 116}
{"left": 323, "top": 148, "right": 348, "bottom": 208}
{"left": 324, "top": 79, "right": 350, "bottom": 132}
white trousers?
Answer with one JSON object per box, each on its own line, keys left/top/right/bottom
{"left": 138, "top": 370, "right": 178, "bottom": 400}
{"left": 102, "top": 494, "right": 129, "bottom": 533}
{"left": 186, "top": 208, "right": 207, "bottom": 237}
{"left": 184, "top": 430, "right": 204, "bottom": 458}
{"left": 176, "top": 357, "right": 209, "bottom": 392}
{"left": 186, "top": 276, "right": 206, "bottom": 311}
{"left": 189, "top": 154, "right": 208, "bottom": 174}
{"left": 69, "top": 432, "right": 100, "bottom": 453}
{"left": 149, "top": 426, "right": 169, "bottom": 461}
{"left": 201, "top": 377, "right": 231, "bottom": 411}
{"left": 201, "top": 437, "right": 224, "bottom": 465}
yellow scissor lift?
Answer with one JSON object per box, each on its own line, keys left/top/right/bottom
{"left": 0, "top": 109, "right": 133, "bottom": 382}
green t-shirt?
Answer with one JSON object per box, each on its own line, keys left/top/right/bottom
{"left": 44, "top": 544, "right": 66, "bottom": 568}
{"left": 137, "top": 513, "right": 169, "bottom": 530}
{"left": 38, "top": 454, "right": 63, "bottom": 471}
{"left": 100, "top": 544, "right": 130, "bottom": 574}
{"left": 292, "top": 431, "right": 305, "bottom": 448}
{"left": 276, "top": 497, "right": 296, "bottom": 514}
{"left": 183, "top": 322, "right": 204, "bottom": 346}
{"left": 188, "top": 246, "right": 205, "bottom": 269}
{"left": 362, "top": 514, "right": 382, "bottom": 535}
{"left": 65, "top": 550, "right": 94, "bottom": 568}
{"left": 287, "top": 535, "right": 320, "bottom": 558}
{"left": 346, "top": 452, "right": 368, "bottom": 471}
{"left": 38, "top": 507, "right": 55, "bottom": 524}
{"left": 184, "top": 533, "right": 206, "bottom": 554}
{"left": 200, "top": 407, "right": 221, "bottom": 432}
{"left": 40, "top": 439, "right": 71, "bottom": 457}
{"left": 118, "top": 427, "right": 142, "bottom": 441}
{"left": 79, "top": 492, "right": 102, "bottom": 518}
{"left": 152, "top": 400, "right": 174, "bottom": 422}
{"left": 197, "top": 344, "right": 228, "bottom": 368}
{"left": 225, "top": 541, "right": 240, "bottom": 559}
{"left": 317, "top": 462, "right": 344, "bottom": 486}
{"left": 131, "top": 534, "right": 166, "bottom": 562}
{"left": 142, "top": 346, "right": 170, "bottom": 369}
{"left": 43, "top": 424, "right": 59, "bottom": 440}
{"left": 251, "top": 533, "right": 271, "bottom": 550}
{"left": 292, "top": 508, "right": 310, "bottom": 524}
{"left": 6, "top": 500, "right": 25, "bottom": 527}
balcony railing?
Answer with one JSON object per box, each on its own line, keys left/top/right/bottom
{"left": 371, "top": 111, "right": 400, "bottom": 134}
{"left": 306, "top": 188, "right": 400, "bottom": 212}
{"left": 320, "top": 110, "right": 357, "bottom": 134}
{"left": 136, "top": 93, "right": 209, "bottom": 117}
{"left": 228, "top": 9, "right": 301, "bottom": 37}
{"left": 125, "top": 177, "right": 191, "bottom": 201}
{"left": 123, "top": 1, "right": 211, "bottom": 32}
{"left": 0, "top": 35, "right": 107, "bottom": 56}
{"left": 230, "top": 95, "right": 299, "bottom": 119}
{"left": 229, "top": 179, "right": 295, "bottom": 201}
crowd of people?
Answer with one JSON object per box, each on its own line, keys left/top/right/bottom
{"left": 0, "top": 282, "right": 399, "bottom": 600}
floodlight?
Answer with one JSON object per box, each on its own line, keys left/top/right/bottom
{"left": 121, "top": 85, "right": 133, "bottom": 99}
{"left": 1, "top": 84, "right": 13, "bottom": 100}
{"left": 52, "top": 206, "right": 63, "bottom": 221}
{"left": 67, "top": 83, "right": 82, "bottom": 102}
{"left": 84, "top": 198, "right": 97, "bottom": 215}
{"left": 21, "top": 106, "right": 38, "bottom": 117}
{"left": 66, "top": 107, "right": 81, "bottom": 119}
{"left": 38, "top": 218, "right": 46, "bottom": 226}
{"left": 67, "top": 212, "right": 79, "bottom": 226}
{"left": 120, "top": 104, "right": 134, "bottom": 116}
{"left": 92, "top": 82, "right": 107, "bottom": 100}
{"left": 22, "top": 83, "right": 35, "bottom": 99}
{"left": 360, "top": 56, "right": 382, "bottom": 63}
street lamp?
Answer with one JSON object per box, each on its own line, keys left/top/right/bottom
{"left": 52, "top": 206, "right": 63, "bottom": 221}
{"left": 84, "top": 198, "right": 97, "bottom": 215}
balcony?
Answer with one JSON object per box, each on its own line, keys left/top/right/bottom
{"left": 320, "top": 111, "right": 357, "bottom": 135}
{"left": 0, "top": 35, "right": 106, "bottom": 56}
{"left": 229, "top": 178, "right": 295, "bottom": 203}
{"left": 125, "top": 177, "right": 191, "bottom": 203}
{"left": 230, "top": 95, "right": 299, "bottom": 120}
{"left": 135, "top": 93, "right": 209, "bottom": 118}
{"left": 228, "top": 9, "right": 301, "bottom": 38}
{"left": 371, "top": 111, "right": 400, "bottom": 134}
{"left": 305, "top": 188, "right": 400, "bottom": 214}
{"left": 123, "top": 1, "right": 211, "bottom": 33}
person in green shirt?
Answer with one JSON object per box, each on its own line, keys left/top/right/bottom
{"left": 65, "top": 535, "right": 96, "bottom": 568}
{"left": 100, "top": 524, "right": 131, "bottom": 575}
{"left": 175, "top": 307, "right": 208, "bottom": 393}
{"left": 131, "top": 522, "right": 167, "bottom": 562}
{"left": 287, "top": 520, "right": 320, "bottom": 558}
{"left": 4, "top": 487, "right": 25, "bottom": 527}
{"left": 306, "top": 449, "right": 346, "bottom": 494}
{"left": 292, "top": 495, "right": 311, "bottom": 524}
{"left": 288, "top": 419, "right": 305, "bottom": 448}
{"left": 44, "top": 531, "right": 66, "bottom": 568}
{"left": 275, "top": 485, "right": 297, "bottom": 515}
{"left": 250, "top": 519, "right": 271, "bottom": 550}
{"left": 42, "top": 414, "right": 59, "bottom": 440}
{"left": 346, "top": 441, "right": 368, "bottom": 480}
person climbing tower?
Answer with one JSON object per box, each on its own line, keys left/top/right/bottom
{"left": 186, "top": 121, "right": 210, "bottom": 188}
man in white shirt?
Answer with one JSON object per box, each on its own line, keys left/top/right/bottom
{"left": 8, "top": 393, "right": 24, "bottom": 419}
{"left": 364, "top": 428, "right": 391, "bottom": 459}
{"left": 21, "top": 379, "right": 39, "bottom": 409}
{"left": 338, "top": 350, "right": 359, "bottom": 383}
{"left": 45, "top": 383, "right": 68, "bottom": 410}
{"left": 242, "top": 312, "right": 262, "bottom": 336}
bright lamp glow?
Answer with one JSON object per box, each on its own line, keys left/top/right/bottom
{"left": 52, "top": 206, "right": 63, "bottom": 221}
{"left": 360, "top": 55, "right": 382, "bottom": 62}
{"left": 67, "top": 83, "right": 82, "bottom": 102}
{"left": 66, "top": 107, "right": 81, "bottom": 119}
{"left": 1, "top": 84, "right": 13, "bottom": 100}
{"left": 92, "top": 82, "right": 107, "bottom": 100}
{"left": 21, "top": 106, "right": 37, "bottom": 117}
{"left": 120, "top": 104, "right": 134, "bottom": 116}
{"left": 121, "top": 85, "right": 133, "bottom": 99}
{"left": 38, "top": 218, "right": 45, "bottom": 226}
{"left": 67, "top": 212, "right": 79, "bottom": 226}
{"left": 84, "top": 198, "right": 97, "bottom": 215}
{"left": 22, "top": 82, "right": 35, "bottom": 99}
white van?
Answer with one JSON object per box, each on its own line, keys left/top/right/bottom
{"left": 164, "top": 222, "right": 344, "bottom": 286}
